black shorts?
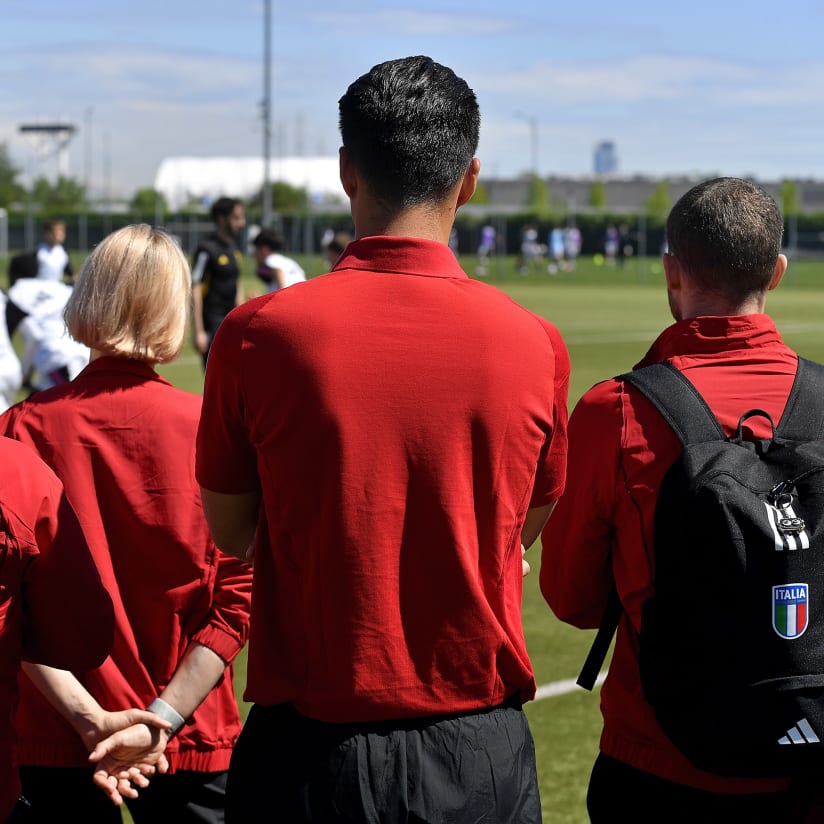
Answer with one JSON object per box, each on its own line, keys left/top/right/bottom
{"left": 19, "top": 766, "right": 227, "bottom": 824}
{"left": 226, "top": 699, "right": 541, "bottom": 823}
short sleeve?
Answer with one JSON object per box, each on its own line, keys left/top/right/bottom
{"left": 196, "top": 306, "right": 260, "bottom": 494}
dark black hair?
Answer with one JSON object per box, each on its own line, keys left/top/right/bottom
{"left": 666, "top": 177, "right": 784, "bottom": 299}
{"left": 210, "top": 196, "right": 242, "bottom": 223}
{"left": 325, "top": 231, "right": 351, "bottom": 256}
{"left": 8, "top": 249, "right": 38, "bottom": 287}
{"left": 42, "top": 218, "right": 65, "bottom": 234}
{"left": 338, "top": 56, "right": 480, "bottom": 211}
{"left": 252, "top": 228, "right": 285, "bottom": 252}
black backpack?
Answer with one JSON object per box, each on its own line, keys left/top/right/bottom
{"left": 577, "top": 356, "right": 824, "bottom": 778}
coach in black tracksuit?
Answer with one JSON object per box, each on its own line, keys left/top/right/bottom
{"left": 191, "top": 196, "right": 246, "bottom": 369}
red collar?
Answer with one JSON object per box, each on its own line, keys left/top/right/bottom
{"left": 81, "top": 356, "right": 171, "bottom": 385}
{"left": 637, "top": 315, "right": 784, "bottom": 368}
{"left": 333, "top": 236, "right": 468, "bottom": 281}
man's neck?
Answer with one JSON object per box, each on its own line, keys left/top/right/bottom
{"left": 678, "top": 294, "right": 767, "bottom": 320}
{"left": 354, "top": 203, "right": 456, "bottom": 245}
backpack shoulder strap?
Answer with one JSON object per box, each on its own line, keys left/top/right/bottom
{"left": 577, "top": 361, "right": 722, "bottom": 691}
{"left": 617, "top": 361, "right": 725, "bottom": 447}
{"left": 776, "top": 357, "right": 824, "bottom": 440}
{"left": 576, "top": 586, "right": 622, "bottom": 690}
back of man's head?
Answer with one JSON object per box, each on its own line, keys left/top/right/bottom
{"left": 666, "top": 177, "right": 783, "bottom": 299}
{"left": 253, "top": 228, "right": 285, "bottom": 252}
{"left": 338, "top": 55, "right": 480, "bottom": 212}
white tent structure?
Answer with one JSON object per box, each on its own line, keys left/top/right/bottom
{"left": 153, "top": 156, "right": 344, "bottom": 211}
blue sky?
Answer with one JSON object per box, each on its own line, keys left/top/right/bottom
{"left": 3, "top": 0, "right": 823, "bottom": 197}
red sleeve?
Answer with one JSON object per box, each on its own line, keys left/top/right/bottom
{"left": 539, "top": 380, "right": 620, "bottom": 628}
{"left": 196, "top": 303, "right": 260, "bottom": 494}
{"left": 191, "top": 549, "right": 252, "bottom": 664}
{"left": 193, "top": 309, "right": 257, "bottom": 660}
{"left": 7, "top": 442, "right": 114, "bottom": 669}
{"left": 0, "top": 404, "right": 21, "bottom": 438}
{"left": 530, "top": 317, "right": 570, "bottom": 506}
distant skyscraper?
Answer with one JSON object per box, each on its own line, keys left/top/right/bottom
{"left": 594, "top": 141, "right": 618, "bottom": 176}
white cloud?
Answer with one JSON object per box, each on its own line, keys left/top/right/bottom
{"left": 474, "top": 55, "right": 812, "bottom": 106}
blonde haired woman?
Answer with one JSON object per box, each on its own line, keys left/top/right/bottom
{"left": 1, "top": 225, "right": 252, "bottom": 823}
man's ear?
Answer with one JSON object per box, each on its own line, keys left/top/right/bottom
{"left": 339, "top": 147, "right": 358, "bottom": 199}
{"left": 456, "top": 158, "right": 481, "bottom": 208}
{"left": 768, "top": 254, "right": 788, "bottom": 291}
{"left": 663, "top": 252, "right": 681, "bottom": 290}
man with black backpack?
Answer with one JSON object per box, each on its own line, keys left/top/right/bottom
{"left": 541, "top": 177, "right": 822, "bottom": 822}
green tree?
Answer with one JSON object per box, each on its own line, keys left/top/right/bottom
{"left": 526, "top": 174, "right": 548, "bottom": 214}
{"left": 30, "top": 175, "right": 87, "bottom": 211}
{"left": 645, "top": 180, "right": 670, "bottom": 219}
{"left": 589, "top": 179, "right": 607, "bottom": 209}
{"left": 130, "top": 187, "right": 168, "bottom": 215}
{"left": 781, "top": 179, "right": 798, "bottom": 216}
{"left": 253, "top": 181, "right": 308, "bottom": 212}
{"left": 0, "top": 143, "right": 24, "bottom": 207}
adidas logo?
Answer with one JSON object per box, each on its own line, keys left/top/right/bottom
{"left": 778, "top": 718, "right": 821, "bottom": 745}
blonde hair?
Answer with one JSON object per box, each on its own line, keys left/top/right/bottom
{"left": 65, "top": 224, "right": 191, "bottom": 363}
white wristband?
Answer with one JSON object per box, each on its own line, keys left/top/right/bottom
{"left": 146, "top": 697, "right": 186, "bottom": 736}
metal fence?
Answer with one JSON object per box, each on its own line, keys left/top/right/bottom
{"left": 1, "top": 210, "right": 822, "bottom": 266}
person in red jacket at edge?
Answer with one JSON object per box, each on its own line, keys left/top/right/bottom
{"left": 0, "top": 437, "right": 117, "bottom": 823}
{"left": 0, "top": 224, "right": 252, "bottom": 823}
{"left": 541, "top": 177, "right": 818, "bottom": 823}
{"left": 196, "top": 56, "right": 570, "bottom": 823}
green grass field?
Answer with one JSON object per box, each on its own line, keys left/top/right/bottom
{"left": 12, "top": 251, "right": 824, "bottom": 822}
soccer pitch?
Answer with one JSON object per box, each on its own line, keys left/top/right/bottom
{"left": 116, "top": 253, "right": 824, "bottom": 823}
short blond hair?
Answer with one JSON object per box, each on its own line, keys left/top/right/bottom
{"left": 66, "top": 225, "right": 191, "bottom": 363}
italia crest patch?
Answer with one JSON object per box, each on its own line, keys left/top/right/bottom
{"left": 773, "top": 584, "right": 809, "bottom": 639}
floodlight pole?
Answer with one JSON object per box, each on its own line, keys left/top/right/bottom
{"left": 84, "top": 107, "right": 93, "bottom": 194}
{"left": 19, "top": 122, "right": 78, "bottom": 183}
{"left": 515, "top": 112, "right": 539, "bottom": 178}
{"left": 262, "top": 0, "right": 273, "bottom": 228}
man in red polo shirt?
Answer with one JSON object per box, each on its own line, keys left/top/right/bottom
{"left": 196, "top": 55, "right": 570, "bottom": 822}
{"left": 541, "top": 177, "right": 814, "bottom": 822}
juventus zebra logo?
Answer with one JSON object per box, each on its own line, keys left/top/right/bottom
{"left": 764, "top": 499, "right": 810, "bottom": 551}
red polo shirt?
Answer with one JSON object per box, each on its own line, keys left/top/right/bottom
{"left": 541, "top": 314, "right": 797, "bottom": 793}
{"left": 0, "top": 358, "right": 251, "bottom": 772}
{"left": 197, "top": 235, "right": 570, "bottom": 722}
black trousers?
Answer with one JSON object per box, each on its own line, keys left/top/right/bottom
{"left": 19, "top": 765, "right": 227, "bottom": 824}
{"left": 587, "top": 753, "right": 812, "bottom": 824}
{"left": 226, "top": 700, "right": 542, "bottom": 823}
{"left": 5, "top": 797, "right": 31, "bottom": 824}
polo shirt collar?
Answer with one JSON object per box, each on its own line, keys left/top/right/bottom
{"left": 332, "top": 236, "right": 468, "bottom": 280}
{"left": 79, "top": 355, "right": 171, "bottom": 384}
{"left": 636, "top": 314, "right": 784, "bottom": 368}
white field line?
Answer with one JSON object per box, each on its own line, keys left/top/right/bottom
{"left": 534, "top": 671, "right": 607, "bottom": 701}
